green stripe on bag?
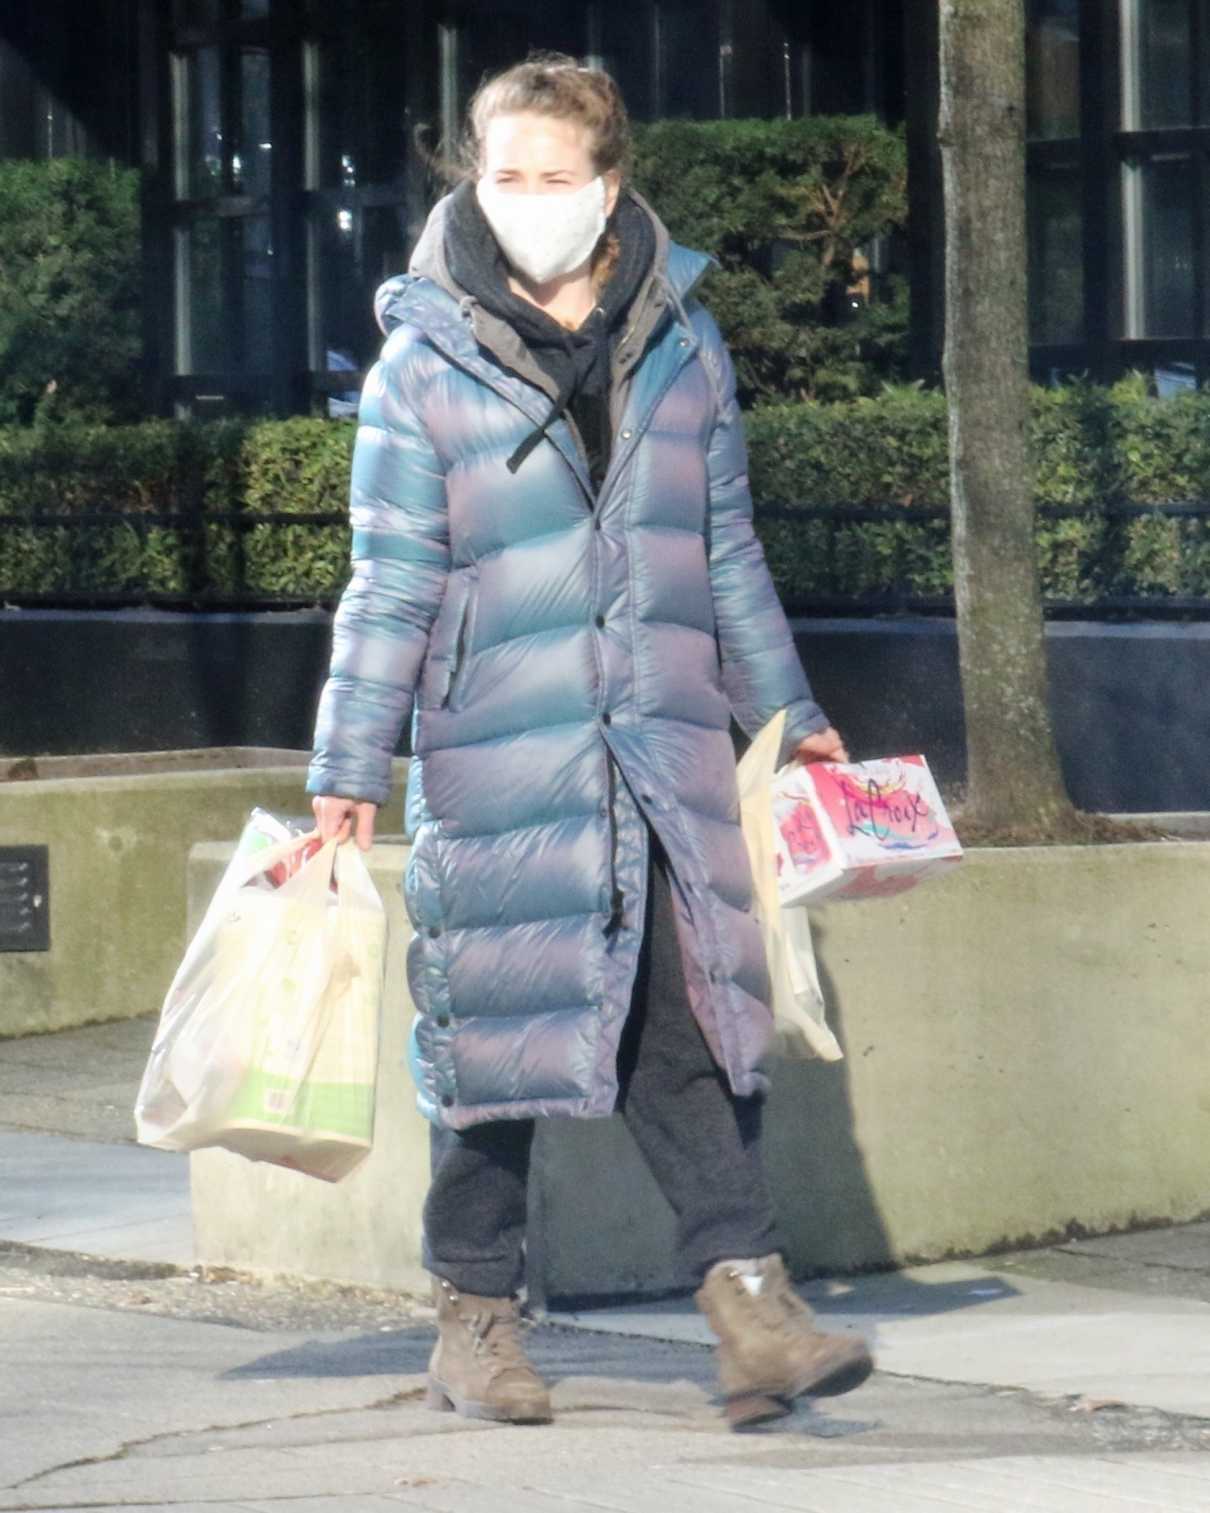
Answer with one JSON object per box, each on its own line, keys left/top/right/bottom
{"left": 227, "top": 1071, "right": 374, "bottom": 1140}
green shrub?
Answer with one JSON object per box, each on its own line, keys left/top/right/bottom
{"left": 5, "top": 384, "right": 1210, "bottom": 607}
{"left": 242, "top": 418, "right": 357, "bottom": 516}
{"left": 746, "top": 388, "right": 950, "bottom": 506}
{"left": 632, "top": 117, "right": 909, "bottom": 405}
{"left": 0, "top": 159, "right": 142, "bottom": 426}
{"left": 0, "top": 419, "right": 188, "bottom": 514}
{"left": 0, "top": 417, "right": 354, "bottom": 601}
{"left": 238, "top": 419, "right": 355, "bottom": 594}
{"left": 745, "top": 378, "right": 1210, "bottom": 608}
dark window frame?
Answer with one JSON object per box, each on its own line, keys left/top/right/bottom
{"left": 908, "top": 0, "right": 1210, "bottom": 386}
{"left": 1109, "top": 0, "right": 1210, "bottom": 376}
{"left": 295, "top": 4, "right": 433, "bottom": 412}
{"left": 1034, "top": 0, "right": 1210, "bottom": 383}
{"left": 143, "top": 0, "right": 434, "bottom": 417}
{"left": 142, "top": 1, "right": 310, "bottom": 416}
{"left": 142, "top": 0, "right": 906, "bottom": 418}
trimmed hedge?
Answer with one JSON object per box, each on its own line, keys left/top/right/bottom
{"left": 746, "top": 377, "right": 1210, "bottom": 603}
{"left": 0, "top": 417, "right": 354, "bottom": 600}
{"left": 4, "top": 377, "right": 1210, "bottom": 607}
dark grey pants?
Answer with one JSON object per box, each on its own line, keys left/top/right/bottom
{"left": 422, "top": 828, "right": 779, "bottom": 1297}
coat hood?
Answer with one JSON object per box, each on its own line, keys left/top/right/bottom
{"left": 372, "top": 187, "right": 713, "bottom": 343}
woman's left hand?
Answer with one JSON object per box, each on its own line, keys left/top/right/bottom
{"left": 793, "top": 726, "right": 849, "bottom": 764}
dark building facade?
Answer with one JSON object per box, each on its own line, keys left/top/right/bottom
{"left": 908, "top": 0, "right": 1210, "bottom": 392}
{"left": 136, "top": 0, "right": 901, "bottom": 418}
{"left": 0, "top": 0, "right": 140, "bottom": 162}
{"left": 1, "top": 1, "right": 1205, "bottom": 412}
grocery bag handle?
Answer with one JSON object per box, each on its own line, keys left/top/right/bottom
{"left": 265, "top": 833, "right": 382, "bottom": 915}
{"left": 210, "top": 831, "right": 381, "bottom": 932}
{"left": 332, "top": 836, "right": 386, "bottom": 912}
{"left": 217, "top": 831, "right": 330, "bottom": 897}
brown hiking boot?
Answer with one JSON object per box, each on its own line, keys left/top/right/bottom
{"left": 426, "top": 1277, "right": 553, "bottom": 1424}
{"left": 695, "top": 1254, "right": 874, "bottom": 1429}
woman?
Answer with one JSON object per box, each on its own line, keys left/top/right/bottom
{"left": 308, "top": 54, "right": 872, "bottom": 1429}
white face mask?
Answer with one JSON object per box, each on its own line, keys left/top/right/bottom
{"left": 476, "top": 175, "right": 608, "bottom": 285}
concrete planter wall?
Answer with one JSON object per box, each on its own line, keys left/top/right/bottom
{"left": 531, "top": 838, "right": 1210, "bottom": 1298}
{"left": 0, "top": 752, "right": 408, "bottom": 1039}
{"left": 188, "top": 831, "right": 1210, "bottom": 1298}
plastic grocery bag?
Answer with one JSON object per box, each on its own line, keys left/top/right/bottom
{"left": 135, "top": 833, "right": 386, "bottom": 1182}
{"left": 737, "top": 711, "right": 844, "bottom": 1063}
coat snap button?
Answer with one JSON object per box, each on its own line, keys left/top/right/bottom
{"left": 441, "top": 1094, "right": 454, "bottom": 1107}
{"left": 594, "top": 613, "right": 606, "bottom": 628}
{"left": 601, "top": 712, "right": 612, "bottom": 726}
{"left": 428, "top": 925, "right": 441, "bottom": 939}
{"left": 436, "top": 1015, "right": 450, "bottom": 1028}
{"left": 679, "top": 337, "right": 690, "bottom": 348}
{"left": 620, "top": 428, "right": 633, "bottom": 440}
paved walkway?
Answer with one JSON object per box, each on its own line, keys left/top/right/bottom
{"left": 0, "top": 1130, "right": 191, "bottom": 1264}
{"left": 2, "top": 1016, "right": 1209, "bottom": 1511}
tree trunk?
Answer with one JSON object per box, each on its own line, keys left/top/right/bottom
{"left": 938, "top": 0, "right": 1079, "bottom": 836}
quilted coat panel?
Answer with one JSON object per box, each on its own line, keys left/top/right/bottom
{"left": 307, "top": 196, "right": 829, "bottom": 1129}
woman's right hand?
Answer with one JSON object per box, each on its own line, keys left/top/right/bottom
{"left": 312, "top": 794, "right": 378, "bottom": 852}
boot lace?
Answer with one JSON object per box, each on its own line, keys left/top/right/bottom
{"left": 465, "top": 1305, "right": 535, "bottom": 1378}
{"left": 725, "top": 1264, "right": 817, "bottom": 1333}
{"left": 768, "top": 1269, "right": 819, "bottom": 1332}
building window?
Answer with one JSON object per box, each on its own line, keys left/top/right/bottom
{"left": 1029, "top": 160, "right": 1085, "bottom": 343}
{"left": 1122, "top": 0, "right": 1196, "bottom": 128}
{"left": 175, "top": 0, "right": 268, "bottom": 23}
{"left": 1118, "top": 0, "right": 1209, "bottom": 344}
{"left": 1028, "top": 0, "right": 1081, "bottom": 139}
{"left": 654, "top": 1, "right": 723, "bottom": 119}
{"left": 1026, "top": 0, "right": 1084, "bottom": 348}
{"left": 169, "top": 9, "right": 276, "bottom": 406}
{"left": 176, "top": 46, "right": 223, "bottom": 199}
{"left": 1122, "top": 153, "right": 1196, "bottom": 335}
{"left": 300, "top": 16, "right": 411, "bottom": 397}
{"left": 594, "top": 0, "right": 658, "bottom": 117}
{"left": 303, "top": 28, "right": 407, "bottom": 190}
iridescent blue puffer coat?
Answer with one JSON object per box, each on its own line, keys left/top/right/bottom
{"left": 306, "top": 191, "right": 829, "bottom": 1130}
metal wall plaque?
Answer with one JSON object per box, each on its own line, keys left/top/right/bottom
{"left": 0, "top": 847, "right": 49, "bottom": 953}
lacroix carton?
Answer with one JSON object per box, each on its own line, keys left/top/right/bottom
{"left": 772, "top": 755, "right": 963, "bottom": 905}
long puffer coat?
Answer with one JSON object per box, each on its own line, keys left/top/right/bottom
{"left": 306, "top": 191, "right": 830, "bottom": 1131}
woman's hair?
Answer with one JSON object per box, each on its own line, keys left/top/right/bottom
{"left": 420, "top": 52, "right": 632, "bottom": 304}
{"left": 462, "top": 52, "right": 633, "bottom": 182}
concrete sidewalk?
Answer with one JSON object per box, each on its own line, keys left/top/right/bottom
{"left": 0, "top": 1013, "right": 194, "bottom": 1263}
{"left": 2, "top": 1015, "right": 1210, "bottom": 1511}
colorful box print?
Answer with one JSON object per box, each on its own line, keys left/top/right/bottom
{"left": 772, "top": 755, "right": 963, "bottom": 905}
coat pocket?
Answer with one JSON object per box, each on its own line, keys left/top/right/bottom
{"left": 420, "top": 575, "right": 468, "bottom": 711}
{"left": 442, "top": 583, "right": 474, "bottom": 711}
